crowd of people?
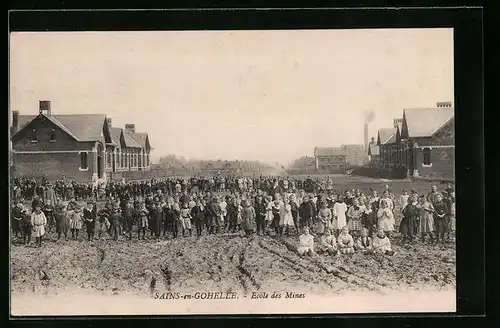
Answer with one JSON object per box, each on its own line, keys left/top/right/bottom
{"left": 10, "top": 175, "right": 456, "bottom": 258}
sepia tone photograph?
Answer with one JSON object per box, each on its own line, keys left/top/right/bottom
{"left": 9, "top": 28, "right": 456, "bottom": 315}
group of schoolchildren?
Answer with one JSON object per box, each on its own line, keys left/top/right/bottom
{"left": 10, "top": 176, "right": 456, "bottom": 257}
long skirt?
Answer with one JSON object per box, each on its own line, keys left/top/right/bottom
{"left": 419, "top": 212, "right": 434, "bottom": 233}
{"left": 399, "top": 216, "right": 418, "bottom": 235}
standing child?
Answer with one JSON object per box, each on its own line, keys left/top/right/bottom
{"left": 418, "top": 196, "right": 435, "bottom": 243}
{"left": 241, "top": 199, "right": 256, "bottom": 237}
{"left": 279, "top": 198, "right": 295, "bottom": 236}
{"left": 31, "top": 204, "right": 47, "bottom": 247}
{"left": 69, "top": 204, "right": 84, "bottom": 240}
{"left": 332, "top": 197, "right": 348, "bottom": 236}
{"left": 83, "top": 201, "right": 96, "bottom": 241}
{"left": 180, "top": 203, "right": 193, "bottom": 237}
{"left": 377, "top": 200, "right": 395, "bottom": 238}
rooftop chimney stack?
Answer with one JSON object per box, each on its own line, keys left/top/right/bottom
{"left": 125, "top": 124, "right": 136, "bottom": 133}
{"left": 12, "top": 110, "right": 19, "bottom": 134}
{"left": 39, "top": 101, "right": 51, "bottom": 116}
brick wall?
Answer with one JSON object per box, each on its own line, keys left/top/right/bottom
{"left": 415, "top": 147, "right": 455, "bottom": 178}
{"left": 12, "top": 152, "right": 93, "bottom": 182}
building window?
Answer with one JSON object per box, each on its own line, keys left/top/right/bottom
{"left": 79, "top": 152, "right": 89, "bottom": 170}
{"left": 49, "top": 129, "right": 56, "bottom": 142}
{"left": 30, "top": 129, "right": 38, "bottom": 143}
{"left": 422, "top": 147, "right": 432, "bottom": 166}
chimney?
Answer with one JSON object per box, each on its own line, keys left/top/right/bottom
{"left": 363, "top": 123, "right": 369, "bottom": 158}
{"left": 39, "top": 100, "right": 51, "bottom": 116}
{"left": 12, "top": 110, "right": 19, "bottom": 134}
{"left": 106, "top": 118, "right": 112, "bottom": 128}
{"left": 125, "top": 124, "right": 135, "bottom": 133}
{"left": 437, "top": 101, "right": 452, "bottom": 108}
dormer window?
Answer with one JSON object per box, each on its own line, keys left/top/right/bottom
{"left": 30, "top": 129, "right": 38, "bottom": 143}
{"left": 50, "top": 129, "right": 56, "bottom": 142}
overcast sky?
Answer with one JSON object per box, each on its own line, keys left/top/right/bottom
{"left": 9, "top": 29, "right": 453, "bottom": 166}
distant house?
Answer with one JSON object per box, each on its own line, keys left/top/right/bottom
{"left": 400, "top": 102, "right": 454, "bottom": 178}
{"left": 367, "top": 137, "right": 380, "bottom": 166}
{"left": 313, "top": 147, "right": 347, "bottom": 171}
{"left": 342, "top": 144, "right": 365, "bottom": 167}
{"left": 10, "top": 100, "right": 152, "bottom": 182}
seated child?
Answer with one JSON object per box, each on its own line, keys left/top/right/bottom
{"left": 372, "top": 228, "right": 395, "bottom": 256}
{"left": 318, "top": 229, "right": 337, "bottom": 255}
{"left": 297, "top": 227, "right": 316, "bottom": 257}
{"left": 337, "top": 226, "right": 355, "bottom": 254}
{"left": 354, "top": 228, "right": 373, "bottom": 254}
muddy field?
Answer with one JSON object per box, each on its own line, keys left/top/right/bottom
{"left": 10, "top": 176, "right": 455, "bottom": 314}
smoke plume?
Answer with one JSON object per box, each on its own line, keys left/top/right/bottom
{"left": 364, "top": 110, "right": 376, "bottom": 124}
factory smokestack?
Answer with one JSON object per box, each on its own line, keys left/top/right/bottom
{"left": 363, "top": 111, "right": 375, "bottom": 164}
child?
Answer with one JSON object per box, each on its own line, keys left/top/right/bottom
{"left": 31, "top": 204, "right": 47, "bottom": 247}
{"left": 355, "top": 228, "right": 373, "bottom": 254}
{"left": 432, "top": 194, "right": 449, "bottom": 244}
{"left": 279, "top": 198, "right": 295, "bottom": 236}
{"left": 419, "top": 196, "right": 435, "bottom": 243}
{"left": 372, "top": 228, "right": 395, "bottom": 256}
{"left": 332, "top": 197, "right": 348, "bottom": 236}
{"left": 43, "top": 200, "right": 55, "bottom": 233}
{"left": 337, "top": 226, "right": 355, "bottom": 255}
{"left": 318, "top": 229, "right": 337, "bottom": 255}
{"left": 191, "top": 199, "right": 205, "bottom": 237}
{"left": 297, "top": 227, "right": 316, "bottom": 257}
{"left": 69, "top": 204, "right": 84, "bottom": 240}
{"left": 400, "top": 194, "right": 419, "bottom": 242}
{"left": 346, "top": 198, "right": 365, "bottom": 237}
{"left": 83, "top": 201, "right": 96, "bottom": 241}
{"left": 399, "top": 189, "right": 410, "bottom": 212}
{"left": 377, "top": 200, "right": 395, "bottom": 238}
{"left": 136, "top": 202, "right": 149, "bottom": 240}
{"left": 180, "top": 203, "right": 193, "bottom": 237}
{"left": 241, "top": 199, "right": 256, "bottom": 237}
{"left": 317, "top": 201, "right": 332, "bottom": 235}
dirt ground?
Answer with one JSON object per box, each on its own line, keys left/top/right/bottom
{"left": 10, "top": 176, "right": 456, "bottom": 300}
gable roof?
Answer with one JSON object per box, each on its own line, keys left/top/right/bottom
{"left": 128, "top": 132, "right": 151, "bottom": 150}
{"left": 368, "top": 143, "right": 380, "bottom": 156}
{"left": 314, "top": 147, "right": 346, "bottom": 157}
{"left": 403, "top": 107, "right": 454, "bottom": 138}
{"left": 12, "top": 114, "right": 106, "bottom": 142}
{"left": 378, "top": 128, "right": 397, "bottom": 145}
{"left": 122, "top": 130, "right": 143, "bottom": 148}
{"left": 109, "top": 127, "right": 122, "bottom": 145}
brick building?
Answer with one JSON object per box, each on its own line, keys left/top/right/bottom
{"left": 400, "top": 102, "right": 454, "bottom": 178}
{"left": 313, "top": 147, "right": 347, "bottom": 171}
{"left": 10, "top": 101, "right": 152, "bottom": 182}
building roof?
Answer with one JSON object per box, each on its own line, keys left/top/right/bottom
{"left": 128, "top": 132, "right": 151, "bottom": 149}
{"left": 13, "top": 114, "right": 106, "bottom": 141}
{"left": 122, "top": 130, "right": 143, "bottom": 148}
{"left": 109, "top": 127, "right": 122, "bottom": 145}
{"left": 378, "top": 128, "right": 397, "bottom": 145}
{"left": 314, "top": 147, "right": 346, "bottom": 157}
{"left": 368, "top": 143, "right": 380, "bottom": 156}
{"left": 404, "top": 107, "right": 454, "bottom": 137}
